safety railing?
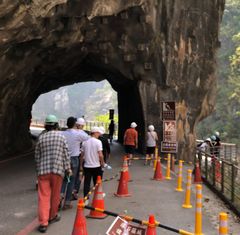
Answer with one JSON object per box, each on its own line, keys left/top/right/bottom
{"left": 196, "top": 150, "right": 240, "bottom": 217}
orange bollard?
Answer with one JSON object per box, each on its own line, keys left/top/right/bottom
{"left": 176, "top": 160, "right": 184, "bottom": 192}
{"left": 72, "top": 199, "right": 88, "bottom": 235}
{"left": 122, "top": 156, "right": 131, "bottom": 181}
{"left": 114, "top": 168, "right": 131, "bottom": 197}
{"left": 182, "top": 169, "right": 193, "bottom": 208}
{"left": 152, "top": 157, "right": 164, "bottom": 181}
{"left": 146, "top": 215, "right": 157, "bottom": 235}
{"left": 165, "top": 153, "right": 171, "bottom": 180}
{"left": 219, "top": 212, "right": 228, "bottom": 235}
{"left": 194, "top": 184, "right": 203, "bottom": 235}
{"left": 171, "top": 155, "right": 175, "bottom": 172}
{"left": 153, "top": 147, "right": 158, "bottom": 170}
{"left": 87, "top": 177, "right": 107, "bottom": 219}
{"left": 194, "top": 161, "right": 202, "bottom": 184}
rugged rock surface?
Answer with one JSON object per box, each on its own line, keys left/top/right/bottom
{"left": 0, "top": 0, "right": 225, "bottom": 159}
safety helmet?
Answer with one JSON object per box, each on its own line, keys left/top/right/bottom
{"left": 211, "top": 135, "right": 216, "bottom": 141}
{"left": 91, "top": 126, "right": 101, "bottom": 133}
{"left": 130, "top": 122, "right": 137, "bottom": 128}
{"left": 215, "top": 131, "right": 220, "bottom": 137}
{"left": 148, "top": 125, "right": 154, "bottom": 131}
{"left": 205, "top": 138, "right": 211, "bottom": 142}
{"left": 76, "top": 117, "right": 86, "bottom": 126}
{"left": 99, "top": 126, "right": 105, "bottom": 135}
{"left": 45, "top": 114, "right": 58, "bottom": 125}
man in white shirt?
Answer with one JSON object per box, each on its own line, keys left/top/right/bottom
{"left": 61, "top": 117, "right": 89, "bottom": 209}
{"left": 81, "top": 126, "right": 104, "bottom": 197}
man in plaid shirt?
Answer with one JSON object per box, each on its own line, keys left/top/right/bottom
{"left": 35, "top": 115, "right": 71, "bottom": 233}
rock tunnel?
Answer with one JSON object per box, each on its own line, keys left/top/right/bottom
{"left": 0, "top": 0, "right": 225, "bottom": 160}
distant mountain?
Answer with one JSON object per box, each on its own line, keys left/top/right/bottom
{"left": 32, "top": 80, "right": 117, "bottom": 120}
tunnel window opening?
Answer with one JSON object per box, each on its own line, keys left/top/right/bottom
{"left": 31, "top": 79, "right": 118, "bottom": 139}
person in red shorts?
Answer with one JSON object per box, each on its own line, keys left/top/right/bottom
{"left": 124, "top": 122, "right": 138, "bottom": 165}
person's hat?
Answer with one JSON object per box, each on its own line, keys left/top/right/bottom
{"left": 130, "top": 122, "right": 137, "bottom": 128}
{"left": 205, "top": 138, "right": 211, "bottom": 142}
{"left": 99, "top": 126, "right": 105, "bottom": 135}
{"left": 45, "top": 114, "right": 58, "bottom": 125}
{"left": 215, "top": 131, "right": 220, "bottom": 137}
{"left": 91, "top": 126, "right": 101, "bottom": 133}
{"left": 76, "top": 117, "right": 86, "bottom": 126}
{"left": 148, "top": 125, "right": 154, "bottom": 131}
{"left": 211, "top": 135, "right": 216, "bottom": 141}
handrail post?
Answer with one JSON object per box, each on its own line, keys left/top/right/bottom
{"left": 231, "top": 164, "right": 235, "bottom": 203}
{"left": 221, "top": 161, "right": 224, "bottom": 194}
{"left": 212, "top": 156, "right": 216, "bottom": 187}
{"left": 205, "top": 154, "right": 208, "bottom": 181}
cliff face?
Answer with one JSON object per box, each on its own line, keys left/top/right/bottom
{"left": 0, "top": 0, "right": 225, "bottom": 159}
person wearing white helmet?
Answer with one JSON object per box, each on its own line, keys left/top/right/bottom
{"left": 124, "top": 122, "right": 138, "bottom": 165}
{"left": 80, "top": 126, "right": 104, "bottom": 197}
{"left": 145, "top": 125, "right": 158, "bottom": 165}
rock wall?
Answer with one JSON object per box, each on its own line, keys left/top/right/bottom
{"left": 0, "top": 0, "right": 225, "bottom": 160}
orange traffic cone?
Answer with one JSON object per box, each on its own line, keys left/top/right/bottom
{"left": 114, "top": 168, "right": 131, "bottom": 197}
{"left": 87, "top": 177, "right": 107, "bottom": 219}
{"left": 72, "top": 199, "right": 88, "bottom": 235}
{"left": 146, "top": 215, "right": 157, "bottom": 235}
{"left": 194, "top": 162, "right": 202, "bottom": 184}
{"left": 152, "top": 158, "right": 164, "bottom": 181}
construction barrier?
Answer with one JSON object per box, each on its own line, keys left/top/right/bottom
{"left": 194, "top": 184, "right": 203, "bottom": 235}
{"left": 79, "top": 202, "right": 194, "bottom": 235}
{"left": 219, "top": 212, "right": 228, "bottom": 235}
{"left": 165, "top": 154, "right": 172, "bottom": 180}
{"left": 176, "top": 160, "right": 184, "bottom": 192}
{"left": 182, "top": 169, "right": 193, "bottom": 209}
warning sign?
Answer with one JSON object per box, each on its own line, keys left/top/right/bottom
{"left": 106, "top": 217, "right": 146, "bottom": 235}
{"left": 161, "top": 102, "right": 176, "bottom": 120}
{"left": 163, "top": 121, "right": 176, "bottom": 142}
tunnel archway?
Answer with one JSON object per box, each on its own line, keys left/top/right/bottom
{"left": 0, "top": 1, "right": 225, "bottom": 160}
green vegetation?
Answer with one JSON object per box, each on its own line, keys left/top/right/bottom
{"left": 197, "top": 0, "right": 240, "bottom": 143}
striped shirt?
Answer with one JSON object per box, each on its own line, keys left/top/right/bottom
{"left": 35, "top": 130, "right": 71, "bottom": 177}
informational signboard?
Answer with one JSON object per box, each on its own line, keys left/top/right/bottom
{"left": 161, "top": 141, "right": 178, "bottom": 153}
{"left": 161, "top": 102, "right": 176, "bottom": 120}
{"left": 163, "top": 121, "right": 176, "bottom": 142}
{"left": 106, "top": 216, "right": 146, "bottom": 235}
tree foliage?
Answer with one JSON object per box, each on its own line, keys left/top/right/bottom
{"left": 197, "top": 0, "right": 240, "bottom": 143}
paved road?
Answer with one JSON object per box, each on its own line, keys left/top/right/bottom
{"left": 0, "top": 152, "right": 37, "bottom": 235}
{"left": 1, "top": 143, "right": 239, "bottom": 235}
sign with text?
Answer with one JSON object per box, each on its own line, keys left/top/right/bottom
{"left": 161, "top": 102, "right": 176, "bottom": 120}
{"left": 163, "top": 121, "right": 176, "bottom": 142}
{"left": 106, "top": 216, "right": 146, "bottom": 235}
{"left": 161, "top": 141, "right": 178, "bottom": 153}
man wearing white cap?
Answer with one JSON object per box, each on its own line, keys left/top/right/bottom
{"left": 80, "top": 126, "right": 104, "bottom": 197}
{"left": 124, "top": 122, "right": 138, "bottom": 165}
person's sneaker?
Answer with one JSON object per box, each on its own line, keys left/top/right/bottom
{"left": 48, "top": 214, "right": 61, "bottom": 224}
{"left": 62, "top": 204, "right": 73, "bottom": 210}
{"left": 38, "top": 225, "right": 47, "bottom": 233}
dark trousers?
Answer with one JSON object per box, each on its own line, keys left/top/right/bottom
{"left": 83, "top": 167, "right": 103, "bottom": 197}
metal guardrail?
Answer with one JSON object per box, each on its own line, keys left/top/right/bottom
{"left": 196, "top": 150, "right": 240, "bottom": 217}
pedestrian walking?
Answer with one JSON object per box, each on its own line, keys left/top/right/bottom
{"left": 108, "top": 120, "right": 115, "bottom": 143}
{"left": 73, "top": 117, "right": 89, "bottom": 199}
{"left": 61, "top": 117, "right": 89, "bottom": 209}
{"left": 81, "top": 127, "right": 104, "bottom": 198}
{"left": 35, "top": 115, "right": 71, "bottom": 233}
{"left": 145, "top": 125, "right": 158, "bottom": 165}
{"left": 124, "top": 122, "right": 138, "bottom": 165}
